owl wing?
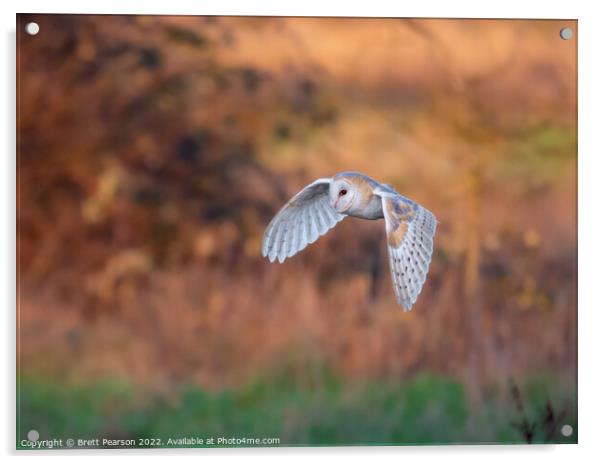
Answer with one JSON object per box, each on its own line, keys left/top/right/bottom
{"left": 262, "top": 178, "right": 346, "bottom": 263}
{"left": 376, "top": 189, "right": 437, "bottom": 311}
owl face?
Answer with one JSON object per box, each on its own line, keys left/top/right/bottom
{"left": 329, "top": 178, "right": 356, "bottom": 213}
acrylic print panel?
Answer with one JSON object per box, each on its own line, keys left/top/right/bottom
{"left": 16, "top": 14, "right": 577, "bottom": 449}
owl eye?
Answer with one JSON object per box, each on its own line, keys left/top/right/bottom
{"left": 339, "top": 189, "right": 348, "bottom": 196}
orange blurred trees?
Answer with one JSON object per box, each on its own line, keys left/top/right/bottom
{"left": 404, "top": 19, "right": 516, "bottom": 401}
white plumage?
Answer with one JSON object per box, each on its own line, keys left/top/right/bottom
{"left": 262, "top": 172, "right": 436, "bottom": 310}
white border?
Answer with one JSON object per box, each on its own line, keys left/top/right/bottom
{"left": 5, "top": 0, "right": 583, "bottom": 18}
{"left": 2, "top": 1, "right": 601, "bottom": 462}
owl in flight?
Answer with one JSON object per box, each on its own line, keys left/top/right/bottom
{"left": 262, "top": 172, "right": 437, "bottom": 311}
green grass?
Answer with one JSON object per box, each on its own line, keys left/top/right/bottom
{"left": 16, "top": 370, "right": 577, "bottom": 449}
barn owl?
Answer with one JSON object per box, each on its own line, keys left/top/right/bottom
{"left": 262, "top": 172, "right": 437, "bottom": 310}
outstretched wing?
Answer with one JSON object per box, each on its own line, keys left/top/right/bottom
{"left": 377, "top": 191, "right": 436, "bottom": 310}
{"left": 262, "top": 178, "right": 345, "bottom": 263}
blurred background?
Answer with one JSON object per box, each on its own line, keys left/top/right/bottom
{"left": 17, "top": 15, "right": 576, "bottom": 446}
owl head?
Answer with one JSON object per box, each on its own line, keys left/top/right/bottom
{"left": 329, "top": 176, "right": 357, "bottom": 213}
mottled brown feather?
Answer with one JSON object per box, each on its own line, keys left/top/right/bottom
{"left": 385, "top": 197, "right": 415, "bottom": 248}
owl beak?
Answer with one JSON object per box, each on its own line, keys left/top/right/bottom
{"left": 334, "top": 195, "right": 346, "bottom": 211}
{"left": 334, "top": 194, "right": 349, "bottom": 212}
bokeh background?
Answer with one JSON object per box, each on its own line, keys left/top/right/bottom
{"left": 17, "top": 15, "right": 577, "bottom": 446}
